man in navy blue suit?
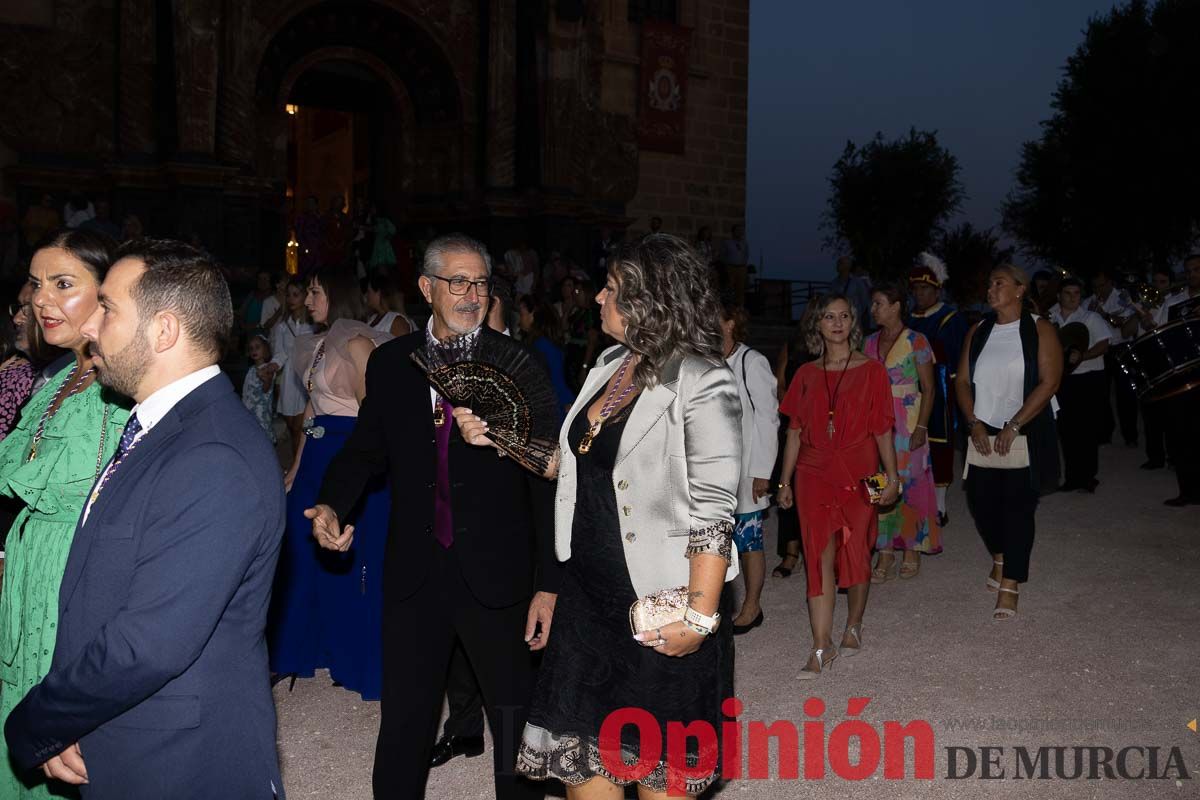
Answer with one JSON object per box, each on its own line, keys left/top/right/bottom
{"left": 4, "top": 239, "right": 286, "bottom": 799}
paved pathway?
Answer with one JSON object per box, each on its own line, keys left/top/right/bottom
{"left": 274, "top": 442, "right": 1199, "bottom": 798}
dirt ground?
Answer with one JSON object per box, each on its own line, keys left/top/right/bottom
{"left": 274, "top": 442, "right": 1200, "bottom": 799}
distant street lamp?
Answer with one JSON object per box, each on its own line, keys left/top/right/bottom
{"left": 285, "top": 103, "right": 299, "bottom": 115}
{"left": 286, "top": 232, "right": 299, "bottom": 275}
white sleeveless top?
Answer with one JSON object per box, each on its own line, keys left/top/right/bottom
{"left": 972, "top": 319, "right": 1025, "bottom": 428}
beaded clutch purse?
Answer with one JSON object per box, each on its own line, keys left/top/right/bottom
{"left": 628, "top": 586, "right": 689, "bottom": 647}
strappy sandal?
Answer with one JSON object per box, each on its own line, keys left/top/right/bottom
{"left": 899, "top": 556, "right": 920, "bottom": 579}
{"left": 871, "top": 552, "right": 896, "bottom": 584}
{"left": 797, "top": 646, "right": 838, "bottom": 680}
{"left": 772, "top": 554, "right": 799, "bottom": 578}
{"left": 986, "top": 559, "right": 1003, "bottom": 591}
{"left": 840, "top": 624, "right": 863, "bottom": 657}
{"left": 993, "top": 587, "right": 1019, "bottom": 621}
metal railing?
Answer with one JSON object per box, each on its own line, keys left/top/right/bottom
{"left": 749, "top": 277, "right": 831, "bottom": 322}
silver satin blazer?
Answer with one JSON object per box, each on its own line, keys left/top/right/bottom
{"left": 554, "top": 345, "right": 743, "bottom": 600}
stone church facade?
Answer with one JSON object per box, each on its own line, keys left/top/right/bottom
{"left": 0, "top": 0, "right": 748, "bottom": 268}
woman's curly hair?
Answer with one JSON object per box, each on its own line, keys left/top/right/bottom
{"left": 801, "top": 292, "right": 864, "bottom": 356}
{"left": 608, "top": 234, "right": 724, "bottom": 388}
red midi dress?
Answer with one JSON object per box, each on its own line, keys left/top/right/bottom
{"left": 780, "top": 360, "right": 894, "bottom": 597}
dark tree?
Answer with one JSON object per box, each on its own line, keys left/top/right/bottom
{"left": 1002, "top": 0, "right": 1200, "bottom": 277}
{"left": 822, "top": 128, "right": 964, "bottom": 280}
{"left": 935, "top": 222, "right": 1014, "bottom": 305}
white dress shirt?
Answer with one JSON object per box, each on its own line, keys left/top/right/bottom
{"left": 82, "top": 365, "right": 222, "bottom": 524}
{"left": 1048, "top": 304, "right": 1109, "bottom": 375}
{"left": 1089, "top": 288, "right": 1133, "bottom": 344}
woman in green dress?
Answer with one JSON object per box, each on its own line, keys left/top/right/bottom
{"left": 0, "top": 229, "right": 129, "bottom": 797}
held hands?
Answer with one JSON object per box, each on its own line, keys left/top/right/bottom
{"left": 878, "top": 475, "right": 901, "bottom": 507}
{"left": 633, "top": 621, "right": 706, "bottom": 657}
{"left": 994, "top": 424, "right": 1019, "bottom": 457}
{"left": 777, "top": 484, "right": 794, "bottom": 510}
{"left": 452, "top": 407, "right": 496, "bottom": 449}
{"left": 970, "top": 422, "right": 992, "bottom": 457}
{"left": 42, "top": 743, "right": 87, "bottom": 786}
{"left": 751, "top": 477, "right": 772, "bottom": 502}
{"left": 306, "top": 504, "right": 354, "bottom": 551}
{"left": 910, "top": 426, "right": 928, "bottom": 451}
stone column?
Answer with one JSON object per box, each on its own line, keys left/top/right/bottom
{"left": 174, "top": 0, "right": 222, "bottom": 155}
{"left": 118, "top": 0, "right": 157, "bottom": 155}
{"left": 486, "top": 0, "right": 517, "bottom": 189}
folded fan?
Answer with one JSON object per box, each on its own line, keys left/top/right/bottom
{"left": 410, "top": 332, "right": 560, "bottom": 474}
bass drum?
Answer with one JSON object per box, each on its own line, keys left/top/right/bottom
{"left": 1113, "top": 317, "right": 1200, "bottom": 402}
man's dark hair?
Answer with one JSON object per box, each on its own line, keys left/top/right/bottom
{"left": 1059, "top": 276, "right": 1084, "bottom": 291}
{"left": 1183, "top": 253, "right": 1200, "bottom": 266}
{"left": 115, "top": 238, "right": 233, "bottom": 359}
{"left": 1151, "top": 265, "right": 1174, "bottom": 280}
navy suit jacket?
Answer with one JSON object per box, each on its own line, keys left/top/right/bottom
{"left": 4, "top": 373, "right": 286, "bottom": 800}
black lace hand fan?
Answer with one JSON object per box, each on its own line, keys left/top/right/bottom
{"left": 410, "top": 332, "right": 560, "bottom": 474}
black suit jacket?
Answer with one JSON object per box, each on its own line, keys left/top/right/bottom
{"left": 318, "top": 328, "right": 561, "bottom": 608}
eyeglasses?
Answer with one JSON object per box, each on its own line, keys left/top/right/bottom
{"left": 428, "top": 275, "right": 493, "bottom": 297}
{"left": 7, "top": 303, "right": 29, "bottom": 318}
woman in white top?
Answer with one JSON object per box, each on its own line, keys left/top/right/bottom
{"left": 720, "top": 305, "right": 778, "bottom": 633}
{"left": 365, "top": 268, "right": 414, "bottom": 337}
{"left": 955, "top": 264, "right": 1062, "bottom": 621}
{"left": 262, "top": 277, "right": 314, "bottom": 451}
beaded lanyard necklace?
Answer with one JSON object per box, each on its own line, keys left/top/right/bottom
{"left": 306, "top": 340, "right": 327, "bottom": 394}
{"left": 27, "top": 363, "right": 95, "bottom": 462}
{"left": 822, "top": 350, "right": 851, "bottom": 439}
{"left": 577, "top": 353, "right": 637, "bottom": 455}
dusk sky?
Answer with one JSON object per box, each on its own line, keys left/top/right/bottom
{"left": 746, "top": 1, "right": 1116, "bottom": 281}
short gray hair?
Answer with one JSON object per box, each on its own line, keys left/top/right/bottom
{"left": 422, "top": 233, "right": 492, "bottom": 277}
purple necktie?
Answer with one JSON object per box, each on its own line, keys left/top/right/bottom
{"left": 433, "top": 397, "right": 454, "bottom": 548}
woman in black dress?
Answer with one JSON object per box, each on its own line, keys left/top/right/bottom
{"left": 456, "top": 234, "right": 741, "bottom": 798}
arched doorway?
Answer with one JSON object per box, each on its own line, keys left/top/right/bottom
{"left": 253, "top": 0, "right": 466, "bottom": 272}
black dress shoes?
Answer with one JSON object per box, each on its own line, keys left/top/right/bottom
{"left": 430, "top": 735, "right": 485, "bottom": 767}
{"left": 1163, "top": 495, "right": 1200, "bottom": 507}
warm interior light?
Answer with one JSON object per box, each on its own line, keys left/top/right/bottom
{"left": 285, "top": 103, "right": 299, "bottom": 115}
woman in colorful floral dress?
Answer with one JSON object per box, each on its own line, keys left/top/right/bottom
{"left": 865, "top": 281, "right": 941, "bottom": 581}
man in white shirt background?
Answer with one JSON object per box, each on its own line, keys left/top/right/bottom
{"left": 1049, "top": 277, "right": 1110, "bottom": 492}
{"left": 1088, "top": 268, "right": 1138, "bottom": 446}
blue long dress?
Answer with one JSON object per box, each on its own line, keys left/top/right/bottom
{"left": 267, "top": 321, "right": 391, "bottom": 700}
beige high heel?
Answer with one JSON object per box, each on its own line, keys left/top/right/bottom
{"left": 993, "top": 587, "right": 1019, "bottom": 621}
{"left": 986, "top": 559, "right": 1003, "bottom": 591}
{"left": 797, "top": 646, "right": 838, "bottom": 680}
{"left": 840, "top": 624, "right": 863, "bottom": 657}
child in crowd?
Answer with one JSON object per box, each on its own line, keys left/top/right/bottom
{"left": 244, "top": 333, "right": 276, "bottom": 443}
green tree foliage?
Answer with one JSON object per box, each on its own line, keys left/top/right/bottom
{"left": 823, "top": 128, "right": 964, "bottom": 280}
{"left": 935, "top": 223, "right": 1014, "bottom": 304}
{"left": 1002, "top": 0, "right": 1200, "bottom": 277}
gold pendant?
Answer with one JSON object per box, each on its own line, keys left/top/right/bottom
{"left": 433, "top": 402, "right": 446, "bottom": 428}
{"left": 577, "top": 421, "right": 600, "bottom": 454}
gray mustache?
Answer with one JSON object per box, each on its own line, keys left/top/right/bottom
{"left": 455, "top": 303, "right": 482, "bottom": 313}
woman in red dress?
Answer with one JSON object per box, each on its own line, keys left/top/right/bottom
{"left": 778, "top": 294, "right": 899, "bottom": 679}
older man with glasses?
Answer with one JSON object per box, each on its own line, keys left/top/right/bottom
{"left": 306, "top": 233, "right": 559, "bottom": 799}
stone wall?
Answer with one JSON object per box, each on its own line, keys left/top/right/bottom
{"left": 601, "top": 0, "right": 748, "bottom": 242}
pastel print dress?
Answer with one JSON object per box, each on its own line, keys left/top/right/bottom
{"left": 865, "top": 329, "right": 942, "bottom": 553}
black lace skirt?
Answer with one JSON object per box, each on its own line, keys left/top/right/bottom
{"left": 516, "top": 400, "right": 733, "bottom": 795}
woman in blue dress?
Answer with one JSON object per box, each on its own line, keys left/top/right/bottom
{"left": 269, "top": 266, "right": 391, "bottom": 699}
{"left": 517, "top": 293, "right": 576, "bottom": 415}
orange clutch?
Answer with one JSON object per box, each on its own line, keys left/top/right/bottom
{"left": 860, "top": 472, "right": 889, "bottom": 505}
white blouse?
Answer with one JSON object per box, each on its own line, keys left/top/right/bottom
{"left": 972, "top": 319, "right": 1025, "bottom": 428}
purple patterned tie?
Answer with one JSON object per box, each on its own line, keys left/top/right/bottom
{"left": 89, "top": 413, "right": 142, "bottom": 507}
{"left": 433, "top": 398, "right": 454, "bottom": 548}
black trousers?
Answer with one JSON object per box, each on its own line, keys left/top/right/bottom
{"left": 1104, "top": 351, "right": 1140, "bottom": 445}
{"left": 373, "top": 545, "right": 542, "bottom": 800}
{"left": 1163, "top": 391, "right": 1200, "bottom": 501}
{"left": 1057, "top": 370, "right": 1105, "bottom": 488}
{"left": 966, "top": 466, "right": 1039, "bottom": 583}
{"left": 442, "top": 643, "right": 485, "bottom": 739}
{"left": 1144, "top": 400, "right": 1168, "bottom": 465}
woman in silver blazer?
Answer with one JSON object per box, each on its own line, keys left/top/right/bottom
{"left": 456, "top": 234, "right": 741, "bottom": 798}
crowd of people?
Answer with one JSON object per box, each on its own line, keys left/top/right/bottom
{"left": 0, "top": 212, "right": 1194, "bottom": 799}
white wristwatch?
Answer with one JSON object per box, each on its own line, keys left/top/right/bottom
{"left": 684, "top": 606, "right": 721, "bottom": 635}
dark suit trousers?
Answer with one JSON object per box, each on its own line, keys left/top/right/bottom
{"left": 1057, "top": 370, "right": 1104, "bottom": 487}
{"left": 443, "top": 643, "right": 485, "bottom": 739}
{"left": 1104, "top": 352, "right": 1139, "bottom": 445}
{"left": 1164, "top": 392, "right": 1200, "bottom": 501}
{"left": 374, "top": 544, "right": 542, "bottom": 800}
